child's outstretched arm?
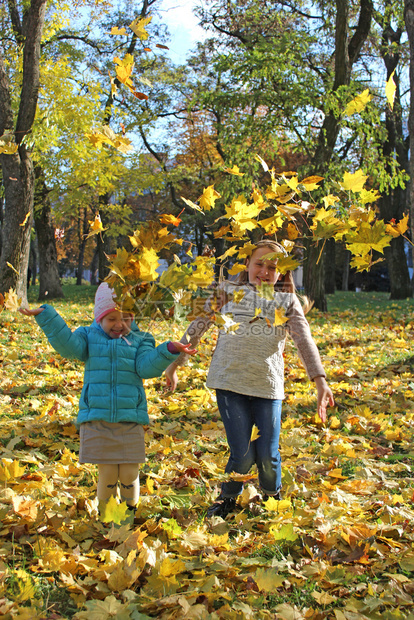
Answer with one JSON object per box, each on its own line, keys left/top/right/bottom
{"left": 19, "top": 304, "right": 88, "bottom": 361}
{"left": 19, "top": 307, "right": 44, "bottom": 317}
{"left": 314, "top": 376, "right": 335, "bottom": 423}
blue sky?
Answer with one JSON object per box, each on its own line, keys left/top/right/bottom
{"left": 156, "top": 0, "right": 207, "bottom": 64}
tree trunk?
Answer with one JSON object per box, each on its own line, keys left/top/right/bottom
{"left": 0, "top": 0, "right": 47, "bottom": 305}
{"left": 76, "top": 208, "right": 89, "bottom": 285}
{"left": 303, "top": 0, "right": 373, "bottom": 310}
{"left": 342, "top": 249, "right": 350, "bottom": 291}
{"left": 0, "top": 149, "right": 33, "bottom": 303}
{"left": 30, "top": 242, "right": 37, "bottom": 286}
{"left": 379, "top": 19, "right": 412, "bottom": 298}
{"left": 324, "top": 239, "right": 336, "bottom": 294}
{"left": 33, "top": 166, "right": 64, "bottom": 300}
{"left": 384, "top": 237, "right": 411, "bottom": 299}
{"left": 90, "top": 248, "right": 99, "bottom": 285}
{"left": 303, "top": 239, "right": 327, "bottom": 311}
{"left": 404, "top": 0, "right": 414, "bottom": 293}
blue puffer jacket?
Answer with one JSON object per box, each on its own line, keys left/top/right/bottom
{"left": 35, "top": 305, "right": 178, "bottom": 426}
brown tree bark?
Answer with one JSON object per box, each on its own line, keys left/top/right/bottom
{"left": 405, "top": 0, "right": 414, "bottom": 292}
{"left": 379, "top": 19, "right": 411, "bottom": 299}
{"left": 303, "top": 0, "right": 373, "bottom": 310}
{"left": 33, "top": 166, "right": 64, "bottom": 300}
{"left": 0, "top": 0, "right": 47, "bottom": 304}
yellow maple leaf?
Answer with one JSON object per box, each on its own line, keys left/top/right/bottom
{"left": 346, "top": 220, "right": 391, "bottom": 255}
{"left": 139, "top": 247, "right": 160, "bottom": 281}
{"left": 217, "top": 245, "right": 239, "bottom": 261}
{"left": 386, "top": 70, "right": 396, "bottom": 110}
{"left": 259, "top": 213, "right": 284, "bottom": 233}
{"left": 344, "top": 89, "right": 372, "bottom": 116}
{"left": 159, "top": 557, "right": 186, "bottom": 577}
{"left": 250, "top": 424, "right": 260, "bottom": 441}
{"left": 188, "top": 256, "right": 215, "bottom": 289}
{"left": 341, "top": 170, "right": 368, "bottom": 193}
{"left": 287, "top": 222, "right": 299, "bottom": 240}
{"left": 108, "top": 247, "right": 131, "bottom": 281}
{"left": 232, "top": 290, "right": 245, "bottom": 304}
{"left": 109, "top": 26, "right": 128, "bottom": 35}
{"left": 199, "top": 185, "right": 221, "bottom": 210}
{"left": 227, "top": 263, "right": 247, "bottom": 275}
{"left": 286, "top": 175, "right": 299, "bottom": 191}
{"left": 146, "top": 478, "right": 155, "bottom": 494}
{"left": 99, "top": 496, "right": 129, "bottom": 524}
{"left": 214, "top": 313, "right": 240, "bottom": 333}
{"left": 274, "top": 307, "right": 289, "bottom": 326}
{"left": 270, "top": 522, "right": 297, "bottom": 540}
{"left": 224, "top": 165, "right": 244, "bottom": 176}
{"left": 86, "top": 213, "right": 108, "bottom": 239}
{"left": 350, "top": 253, "right": 377, "bottom": 272}
{"left": 359, "top": 188, "right": 380, "bottom": 204}
{"left": 10, "top": 569, "right": 36, "bottom": 603}
{"left": 256, "top": 282, "right": 275, "bottom": 301}
{"left": 385, "top": 214, "right": 409, "bottom": 238}
{"left": 275, "top": 255, "right": 300, "bottom": 275}
{"left": 4, "top": 288, "right": 22, "bottom": 312}
{"left": 86, "top": 125, "right": 132, "bottom": 154}
{"left": 323, "top": 194, "right": 340, "bottom": 208}
{"left": 300, "top": 175, "right": 324, "bottom": 191}
{"left": 0, "top": 459, "right": 26, "bottom": 481}
{"left": 254, "top": 568, "right": 285, "bottom": 592}
{"left": 129, "top": 15, "right": 152, "bottom": 40}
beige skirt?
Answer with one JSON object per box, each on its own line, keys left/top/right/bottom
{"left": 79, "top": 420, "right": 146, "bottom": 464}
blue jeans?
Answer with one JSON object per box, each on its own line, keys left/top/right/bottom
{"left": 216, "top": 389, "right": 282, "bottom": 498}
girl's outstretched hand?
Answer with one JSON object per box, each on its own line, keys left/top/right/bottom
{"left": 165, "top": 364, "right": 179, "bottom": 392}
{"left": 19, "top": 307, "right": 44, "bottom": 316}
{"left": 314, "top": 376, "right": 335, "bottom": 423}
{"left": 170, "top": 341, "right": 197, "bottom": 356}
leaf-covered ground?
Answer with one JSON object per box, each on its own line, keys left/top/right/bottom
{"left": 1, "top": 287, "right": 414, "bottom": 619}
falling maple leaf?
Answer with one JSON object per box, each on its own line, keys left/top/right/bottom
{"left": 19, "top": 212, "right": 31, "bottom": 227}
{"left": 250, "top": 424, "right": 260, "bottom": 441}
{"left": 129, "top": 15, "right": 152, "bottom": 40}
{"left": 224, "top": 165, "right": 244, "bottom": 176}
{"left": 341, "top": 169, "right": 368, "bottom": 192}
{"left": 108, "top": 26, "right": 128, "bottom": 35}
{"left": 198, "top": 185, "right": 221, "bottom": 210}
{"left": 273, "top": 306, "right": 289, "bottom": 326}
{"left": 86, "top": 213, "right": 108, "bottom": 239}
{"left": 344, "top": 88, "right": 372, "bottom": 116}
{"left": 386, "top": 69, "right": 396, "bottom": 110}
{"left": 256, "top": 282, "right": 275, "bottom": 301}
{"left": 385, "top": 214, "right": 409, "bottom": 238}
{"left": 159, "top": 213, "right": 181, "bottom": 226}
{"left": 180, "top": 195, "right": 204, "bottom": 213}
{"left": 4, "top": 288, "right": 22, "bottom": 312}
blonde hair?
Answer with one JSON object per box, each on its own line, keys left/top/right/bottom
{"left": 235, "top": 239, "right": 312, "bottom": 312}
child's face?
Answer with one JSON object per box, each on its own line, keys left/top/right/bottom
{"left": 247, "top": 246, "right": 280, "bottom": 286}
{"left": 100, "top": 310, "right": 132, "bottom": 338}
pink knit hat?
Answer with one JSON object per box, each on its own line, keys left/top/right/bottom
{"left": 94, "top": 283, "right": 118, "bottom": 323}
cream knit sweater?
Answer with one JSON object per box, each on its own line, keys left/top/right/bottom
{"left": 177, "top": 282, "right": 326, "bottom": 400}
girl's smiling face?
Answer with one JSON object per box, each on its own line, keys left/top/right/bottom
{"left": 247, "top": 246, "right": 280, "bottom": 286}
{"left": 100, "top": 310, "right": 132, "bottom": 338}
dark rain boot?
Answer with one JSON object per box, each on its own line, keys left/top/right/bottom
{"left": 206, "top": 496, "right": 237, "bottom": 518}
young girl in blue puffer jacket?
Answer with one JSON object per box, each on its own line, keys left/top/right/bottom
{"left": 20, "top": 282, "right": 195, "bottom": 517}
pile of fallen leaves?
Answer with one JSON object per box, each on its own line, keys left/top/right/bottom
{"left": 0, "top": 291, "right": 414, "bottom": 619}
